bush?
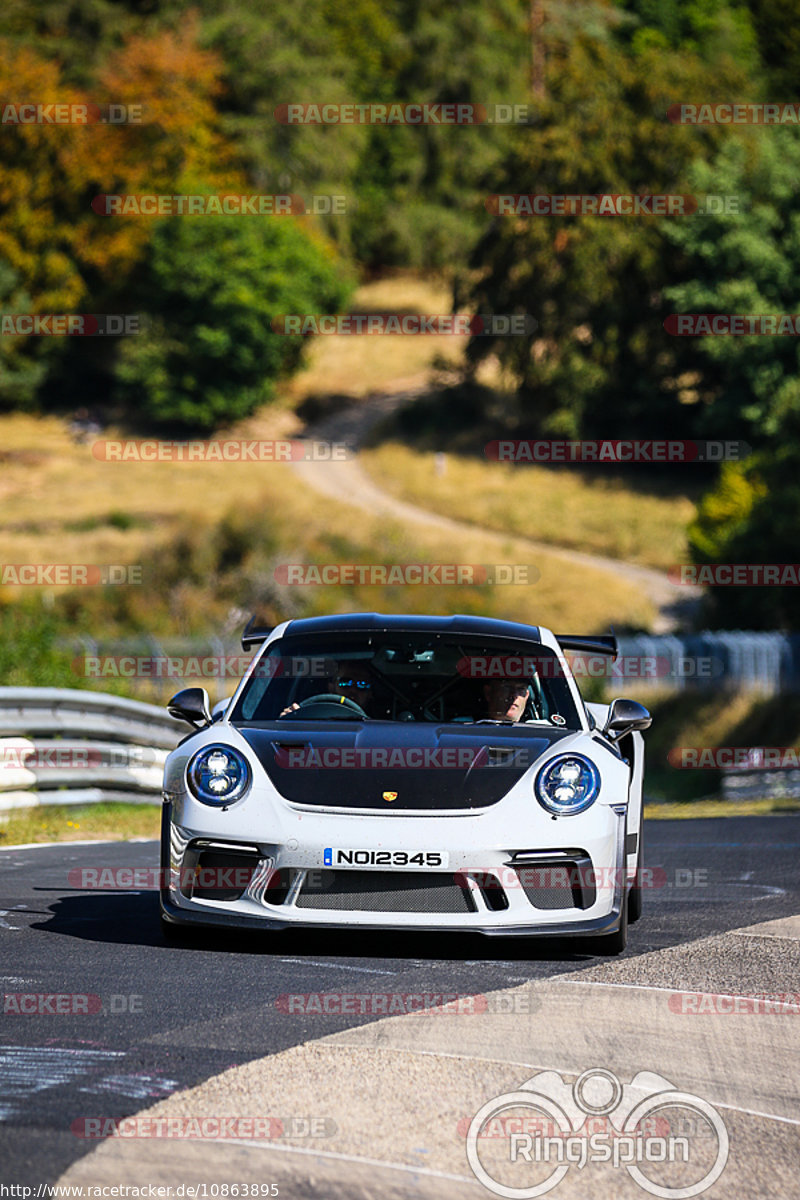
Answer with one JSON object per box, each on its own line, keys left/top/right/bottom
{"left": 112, "top": 213, "right": 352, "bottom": 432}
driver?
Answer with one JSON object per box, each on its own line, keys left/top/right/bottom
{"left": 483, "top": 678, "right": 530, "bottom": 722}
{"left": 279, "top": 664, "right": 374, "bottom": 717}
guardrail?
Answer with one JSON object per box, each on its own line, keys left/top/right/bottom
{"left": 64, "top": 632, "right": 800, "bottom": 700}
{"left": 612, "top": 632, "right": 800, "bottom": 696}
{"left": 0, "top": 688, "right": 186, "bottom": 810}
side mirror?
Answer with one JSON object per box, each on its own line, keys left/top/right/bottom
{"left": 168, "top": 687, "right": 211, "bottom": 728}
{"left": 211, "top": 697, "right": 231, "bottom": 723}
{"left": 603, "top": 698, "right": 652, "bottom": 739}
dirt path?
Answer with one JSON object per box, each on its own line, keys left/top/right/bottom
{"left": 291, "top": 382, "right": 700, "bottom": 633}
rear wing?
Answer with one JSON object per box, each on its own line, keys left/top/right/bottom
{"left": 556, "top": 633, "right": 618, "bottom": 659}
{"left": 241, "top": 615, "right": 273, "bottom": 652}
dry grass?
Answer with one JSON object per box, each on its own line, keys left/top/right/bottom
{"left": 360, "top": 444, "right": 695, "bottom": 571}
{"left": 283, "top": 275, "right": 466, "bottom": 401}
{"left": 0, "top": 419, "right": 654, "bottom": 631}
{"left": 0, "top": 275, "right": 664, "bottom": 633}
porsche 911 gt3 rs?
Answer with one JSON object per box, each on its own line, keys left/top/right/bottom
{"left": 160, "top": 613, "right": 651, "bottom": 954}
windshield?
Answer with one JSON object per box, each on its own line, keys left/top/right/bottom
{"left": 230, "top": 632, "right": 583, "bottom": 729}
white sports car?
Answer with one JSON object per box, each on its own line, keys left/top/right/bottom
{"left": 160, "top": 613, "right": 651, "bottom": 954}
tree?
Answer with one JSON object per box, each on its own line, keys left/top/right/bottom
{"left": 663, "top": 130, "right": 800, "bottom": 445}
{"left": 111, "top": 213, "right": 352, "bottom": 432}
{"left": 459, "top": 30, "right": 744, "bottom": 437}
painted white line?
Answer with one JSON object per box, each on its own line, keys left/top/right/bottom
{"left": 278, "top": 958, "right": 395, "bottom": 975}
{"left": 216, "top": 1138, "right": 478, "bottom": 1185}
{"left": 537, "top": 979, "right": 800, "bottom": 1008}
{"left": 564, "top": 978, "right": 760, "bottom": 997}
{"left": 730, "top": 930, "right": 799, "bottom": 940}
{"left": 0, "top": 911, "right": 20, "bottom": 931}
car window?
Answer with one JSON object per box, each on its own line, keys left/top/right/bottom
{"left": 231, "top": 633, "right": 582, "bottom": 728}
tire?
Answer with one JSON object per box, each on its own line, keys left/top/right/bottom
{"left": 628, "top": 811, "right": 644, "bottom": 925}
{"left": 593, "top": 888, "right": 628, "bottom": 955}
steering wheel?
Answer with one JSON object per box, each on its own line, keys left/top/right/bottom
{"left": 280, "top": 693, "right": 368, "bottom": 719}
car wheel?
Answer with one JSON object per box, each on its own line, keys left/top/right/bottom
{"left": 628, "top": 812, "right": 644, "bottom": 925}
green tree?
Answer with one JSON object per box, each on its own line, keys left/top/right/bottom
{"left": 111, "top": 213, "right": 352, "bottom": 432}
{"left": 460, "top": 30, "right": 743, "bottom": 437}
{"left": 663, "top": 130, "right": 800, "bottom": 444}
{"left": 688, "top": 449, "right": 800, "bottom": 628}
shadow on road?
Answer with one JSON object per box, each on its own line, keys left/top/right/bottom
{"left": 32, "top": 889, "right": 598, "bottom": 964}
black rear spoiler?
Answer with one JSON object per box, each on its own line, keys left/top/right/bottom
{"left": 241, "top": 615, "right": 273, "bottom": 651}
{"left": 556, "top": 633, "right": 618, "bottom": 659}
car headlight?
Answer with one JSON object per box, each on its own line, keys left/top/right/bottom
{"left": 187, "top": 745, "right": 251, "bottom": 806}
{"left": 535, "top": 753, "right": 599, "bottom": 815}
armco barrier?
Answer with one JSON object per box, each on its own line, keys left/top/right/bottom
{"left": 0, "top": 688, "right": 185, "bottom": 810}
{"left": 613, "top": 632, "right": 800, "bottom": 696}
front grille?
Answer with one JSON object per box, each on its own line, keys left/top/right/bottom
{"left": 514, "top": 856, "right": 596, "bottom": 911}
{"left": 296, "top": 870, "right": 476, "bottom": 914}
{"left": 186, "top": 849, "right": 260, "bottom": 901}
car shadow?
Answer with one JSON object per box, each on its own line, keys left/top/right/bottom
{"left": 32, "top": 889, "right": 596, "bottom": 963}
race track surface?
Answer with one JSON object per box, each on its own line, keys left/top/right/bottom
{"left": 1, "top": 815, "right": 798, "bottom": 1197}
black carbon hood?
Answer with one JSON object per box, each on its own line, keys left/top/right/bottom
{"left": 237, "top": 721, "right": 576, "bottom": 810}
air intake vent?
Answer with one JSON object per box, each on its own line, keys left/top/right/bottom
{"left": 297, "top": 870, "right": 476, "bottom": 914}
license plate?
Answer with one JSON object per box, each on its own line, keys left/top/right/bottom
{"left": 323, "top": 848, "right": 449, "bottom": 869}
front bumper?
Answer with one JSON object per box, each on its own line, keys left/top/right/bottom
{"left": 159, "top": 801, "right": 628, "bottom": 939}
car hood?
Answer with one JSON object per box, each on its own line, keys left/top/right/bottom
{"left": 237, "top": 722, "right": 577, "bottom": 810}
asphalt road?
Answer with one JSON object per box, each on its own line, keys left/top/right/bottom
{"left": 1, "top": 815, "right": 799, "bottom": 1191}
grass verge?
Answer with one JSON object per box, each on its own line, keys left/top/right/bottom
{"left": 2, "top": 792, "right": 792, "bottom": 849}
{"left": 0, "top": 802, "right": 160, "bottom": 846}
